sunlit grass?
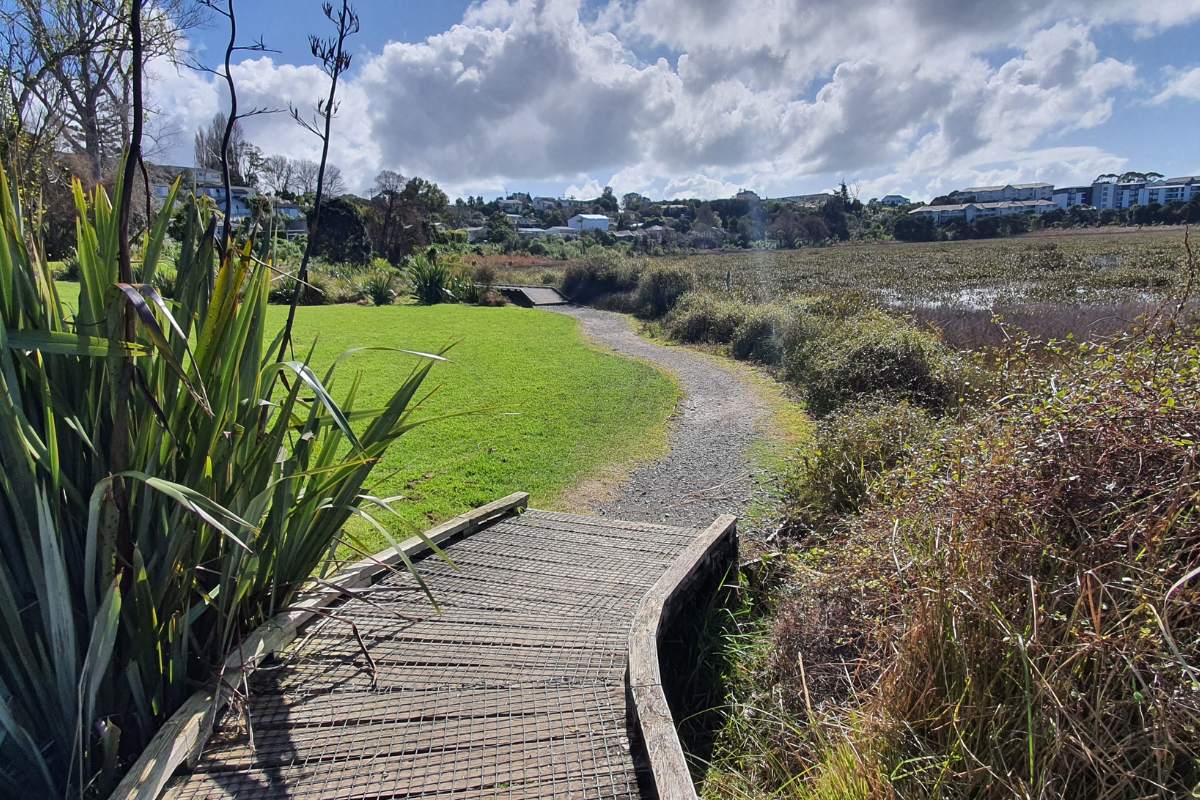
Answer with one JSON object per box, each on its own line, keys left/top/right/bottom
{"left": 56, "top": 282, "right": 678, "bottom": 551}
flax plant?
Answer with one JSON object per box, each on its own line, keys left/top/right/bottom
{"left": 0, "top": 166, "right": 445, "bottom": 797}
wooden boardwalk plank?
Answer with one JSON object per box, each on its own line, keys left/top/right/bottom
{"left": 158, "top": 509, "right": 703, "bottom": 800}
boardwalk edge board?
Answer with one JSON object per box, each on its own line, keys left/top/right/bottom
{"left": 627, "top": 514, "right": 738, "bottom": 800}
{"left": 107, "top": 492, "right": 530, "bottom": 800}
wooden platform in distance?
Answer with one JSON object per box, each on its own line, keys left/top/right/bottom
{"left": 159, "top": 509, "right": 711, "bottom": 800}
{"left": 495, "top": 285, "right": 568, "bottom": 307}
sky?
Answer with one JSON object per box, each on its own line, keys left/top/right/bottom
{"left": 147, "top": 0, "right": 1200, "bottom": 202}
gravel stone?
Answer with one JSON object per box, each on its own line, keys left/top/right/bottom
{"left": 552, "top": 305, "right": 768, "bottom": 527}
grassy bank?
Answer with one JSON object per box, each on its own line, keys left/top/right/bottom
{"left": 55, "top": 283, "right": 679, "bottom": 551}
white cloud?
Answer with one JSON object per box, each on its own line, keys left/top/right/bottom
{"left": 1151, "top": 66, "right": 1200, "bottom": 104}
{"left": 147, "top": 0, "right": 1194, "bottom": 200}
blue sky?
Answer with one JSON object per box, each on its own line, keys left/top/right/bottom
{"left": 154, "top": 0, "right": 1200, "bottom": 201}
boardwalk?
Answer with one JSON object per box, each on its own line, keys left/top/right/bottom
{"left": 158, "top": 507, "right": 721, "bottom": 799}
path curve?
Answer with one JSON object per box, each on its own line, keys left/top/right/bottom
{"left": 552, "top": 306, "right": 768, "bottom": 529}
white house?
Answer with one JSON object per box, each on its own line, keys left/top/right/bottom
{"left": 1137, "top": 176, "right": 1199, "bottom": 206}
{"left": 567, "top": 213, "right": 611, "bottom": 232}
{"left": 879, "top": 194, "right": 910, "bottom": 206}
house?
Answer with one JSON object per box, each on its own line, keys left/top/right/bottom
{"left": 498, "top": 192, "right": 531, "bottom": 212}
{"left": 879, "top": 194, "right": 910, "bottom": 206}
{"left": 567, "top": 213, "right": 611, "bottom": 232}
{"left": 273, "top": 200, "right": 307, "bottom": 239}
{"left": 1138, "top": 176, "right": 1199, "bottom": 206}
{"left": 735, "top": 189, "right": 761, "bottom": 202}
{"left": 1052, "top": 186, "right": 1092, "bottom": 210}
{"left": 960, "top": 183, "right": 1053, "bottom": 202}
{"left": 908, "top": 199, "right": 1056, "bottom": 225}
{"left": 531, "top": 196, "right": 560, "bottom": 212}
{"left": 148, "top": 163, "right": 256, "bottom": 224}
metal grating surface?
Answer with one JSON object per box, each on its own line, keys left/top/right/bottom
{"left": 161, "top": 509, "right": 699, "bottom": 799}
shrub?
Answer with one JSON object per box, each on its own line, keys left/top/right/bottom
{"left": 560, "top": 250, "right": 640, "bottom": 303}
{"left": 361, "top": 269, "right": 397, "bottom": 305}
{"left": 789, "top": 312, "right": 953, "bottom": 416}
{"left": 478, "top": 289, "right": 508, "bottom": 307}
{"left": 755, "top": 332, "right": 1200, "bottom": 798}
{"left": 473, "top": 263, "right": 498, "bottom": 289}
{"left": 56, "top": 251, "right": 81, "bottom": 280}
{"left": 867, "top": 335, "right": 1200, "bottom": 797}
{"left": 539, "top": 270, "right": 557, "bottom": 285}
{"left": 731, "top": 305, "right": 786, "bottom": 363}
{"left": 634, "top": 264, "right": 693, "bottom": 318}
{"left": 663, "top": 291, "right": 750, "bottom": 344}
{"left": 781, "top": 397, "right": 933, "bottom": 533}
{"left": 268, "top": 272, "right": 330, "bottom": 305}
{"left": 406, "top": 252, "right": 453, "bottom": 304}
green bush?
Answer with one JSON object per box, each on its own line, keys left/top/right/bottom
{"left": 406, "top": 252, "right": 453, "bottom": 305}
{"left": 731, "top": 305, "right": 786, "bottom": 363}
{"left": 560, "top": 250, "right": 640, "bottom": 303}
{"left": 663, "top": 291, "right": 749, "bottom": 344}
{"left": 788, "top": 312, "right": 953, "bottom": 416}
{"left": 634, "top": 264, "right": 694, "bottom": 318}
{"left": 268, "top": 272, "right": 330, "bottom": 305}
{"left": 781, "top": 397, "right": 934, "bottom": 533}
{"left": 361, "top": 269, "right": 397, "bottom": 305}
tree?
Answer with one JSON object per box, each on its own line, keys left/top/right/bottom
{"left": 194, "top": 112, "right": 260, "bottom": 185}
{"left": 485, "top": 210, "right": 517, "bottom": 246}
{"left": 308, "top": 196, "right": 370, "bottom": 264}
{"left": 596, "top": 185, "right": 618, "bottom": 212}
{"left": 260, "top": 154, "right": 294, "bottom": 195}
{"left": 293, "top": 158, "right": 320, "bottom": 194}
{"left": 367, "top": 168, "right": 406, "bottom": 260}
{"left": 367, "top": 171, "right": 447, "bottom": 262}
{"left": 323, "top": 163, "right": 346, "bottom": 196}
{"left": 821, "top": 196, "right": 849, "bottom": 240}
{"left": 893, "top": 214, "right": 937, "bottom": 242}
{"left": 0, "top": 0, "right": 201, "bottom": 182}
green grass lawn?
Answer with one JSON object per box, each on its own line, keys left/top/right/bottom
{"left": 53, "top": 283, "right": 679, "bottom": 552}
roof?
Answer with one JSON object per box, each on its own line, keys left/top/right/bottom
{"left": 1010, "top": 182, "right": 1053, "bottom": 189}
{"left": 570, "top": 213, "right": 610, "bottom": 220}
{"left": 1053, "top": 186, "right": 1091, "bottom": 193}
{"left": 910, "top": 204, "right": 970, "bottom": 213}
{"left": 1156, "top": 176, "right": 1199, "bottom": 186}
{"left": 962, "top": 185, "right": 1006, "bottom": 193}
{"left": 910, "top": 199, "right": 1056, "bottom": 214}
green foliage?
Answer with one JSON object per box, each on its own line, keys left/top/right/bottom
{"left": 560, "top": 250, "right": 640, "bottom": 303}
{"left": 634, "top": 264, "right": 694, "bottom": 318}
{"left": 786, "top": 311, "right": 954, "bottom": 416}
{"left": 406, "top": 251, "right": 453, "bottom": 305}
{"left": 309, "top": 196, "right": 371, "bottom": 266}
{"left": 730, "top": 305, "right": 786, "bottom": 363}
{"left": 663, "top": 292, "right": 750, "bottom": 344}
{"left": 268, "top": 271, "right": 331, "bottom": 305}
{"left": 0, "top": 166, "right": 441, "bottom": 796}
{"left": 361, "top": 268, "right": 398, "bottom": 305}
{"left": 781, "top": 397, "right": 934, "bottom": 533}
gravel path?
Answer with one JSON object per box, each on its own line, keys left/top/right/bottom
{"left": 551, "top": 305, "right": 769, "bottom": 528}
